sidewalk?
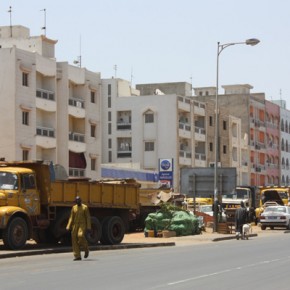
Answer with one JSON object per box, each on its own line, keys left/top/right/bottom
{"left": 0, "top": 226, "right": 262, "bottom": 259}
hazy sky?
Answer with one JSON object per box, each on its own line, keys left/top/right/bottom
{"left": 1, "top": 1, "right": 290, "bottom": 107}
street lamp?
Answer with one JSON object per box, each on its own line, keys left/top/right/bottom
{"left": 213, "top": 38, "right": 260, "bottom": 233}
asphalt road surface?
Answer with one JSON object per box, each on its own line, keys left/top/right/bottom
{"left": 0, "top": 230, "right": 289, "bottom": 290}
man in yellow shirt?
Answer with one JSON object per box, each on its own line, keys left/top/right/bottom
{"left": 66, "top": 196, "right": 91, "bottom": 261}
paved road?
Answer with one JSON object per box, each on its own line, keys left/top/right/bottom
{"left": 0, "top": 229, "right": 288, "bottom": 290}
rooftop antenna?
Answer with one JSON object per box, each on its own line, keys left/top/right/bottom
{"left": 8, "top": 6, "right": 12, "bottom": 37}
{"left": 73, "top": 35, "right": 82, "bottom": 67}
{"left": 40, "top": 9, "right": 46, "bottom": 36}
{"left": 114, "top": 65, "right": 117, "bottom": 78}
{"left": 130, "top": 67, "right": 134, "bottom": 86}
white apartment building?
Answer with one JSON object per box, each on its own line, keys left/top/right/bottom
{"left": 0, "top": 25, "right": 101, "bottom": 179}
{"left": 101, "top": 79, "right": 245, "bottom": 190}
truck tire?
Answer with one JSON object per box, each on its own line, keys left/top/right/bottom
{"left": 86, "top": 216, "right": 101, "bottom": 245}
{"left": 100, "top": 216, "right": 125, "bottom": 245}
{"left": 52, "top": 209, "right": 71, "bottom": 245}
{"left": 3, "top": 217, "right": 28, "bottom": 250}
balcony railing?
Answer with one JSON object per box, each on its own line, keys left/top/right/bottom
{"left": 179, "top": 122, "right": 191, "bottom": 131}
{"left": 36, "top": 126, "right": 55, "bottom": 137}
{"left": 69, "top": 168, "right": 85, "bottom": 177}
{"left": 69, "top": 132, "right": 85, "bottom": 143}
{"left": 68, "top": 98, "right": 85, "bottom": 109}
{"left": 195, "top": 127, "right": 206, "bottom": 135}
{"left": 195, "top": 153, "right": 206, "bottom": 160}
{"left": 117, "top": 122, "right": 131, "bottom": 130}
{"left": 179, "top": 150, "right": 192, "bottom": 158}
{"left": 36, "top": 89, "right": 55, "bottom": 101}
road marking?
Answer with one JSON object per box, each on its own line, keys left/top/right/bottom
{"left": 167, "top": 256, "right": 290, "bottom": 286}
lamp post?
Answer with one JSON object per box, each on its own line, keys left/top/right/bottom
{"left": 213, "top": 38, "right": 260, "bottom": 233}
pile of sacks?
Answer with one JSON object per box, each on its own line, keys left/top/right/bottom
{"left": 144, "top": 206, "right": 200, "bottom": 236}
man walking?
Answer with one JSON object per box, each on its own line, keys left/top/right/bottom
{"left": 66, "top": 196, "right": 91, "bottom": 260}
{"left": 235, "top": 201, "right": 248, "bottom": 240}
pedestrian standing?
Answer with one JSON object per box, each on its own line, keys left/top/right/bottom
{"left": 66, "top": 196, "right": 91, "bottom": 261}
{"left": 235, "top": 201, "right": 247, "bottom": 239}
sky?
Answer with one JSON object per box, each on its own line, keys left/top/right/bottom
{"left": 1, "top": 0, "right": 290, "bottom": 107}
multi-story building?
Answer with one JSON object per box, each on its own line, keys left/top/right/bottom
{"left": 275, "top": 100, "right": 290, "bottom": 185}
{"left": 194, "top": 84, "right": 287, "bottom": 186}
{"left": 0, "top": 25, "right": 102, "bottom": 179}
{"left": 101, "top": 79, "right": 246, "bottom": 189}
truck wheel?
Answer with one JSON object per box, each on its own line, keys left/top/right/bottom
{"left": 33, "top": 229, "right": 56, "bottom": 244}
{"left": 101, "top": 216, "right": 125, "bottom": 245}
{"left": 52, "top": 209, "right": 71, "bottom": 245}
{"left": 86, "top": 217, "right": 101, "bottom": 245}
{"left": 3, "top": 217, "right": 28, "bottom": 250}
{"left": 261, "top": 225, "right": 266, "bottom": 230}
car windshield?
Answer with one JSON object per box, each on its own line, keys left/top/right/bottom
{"left": 265, "top": 207, "right": 286, "bottom": 213}
{"left": 199, "top": 205, "right": 212, "bottom": 213}
{"left": 0, "top": 172, "right": 18, "bottom": 190}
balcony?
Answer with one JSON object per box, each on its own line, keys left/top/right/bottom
{"left": 194, "top": 127, "right": 206, "bottom": 142}
{"left": 179, "top": 122, "right": 191, "bottom": 139}
{"left": 117, "top": 148, "right": 132, "bottom": 158}
{"left": 68, "top": 98, "right": 85, "bottom": 118}
{"left": 117, "top": 121, "right": 131, "bottom": 130}
{"left": 36, "top": 126, "right": 56, "bottom": 149}
{"left": 179, "top": 150, "right": 192, "bottom": 166}
{"left": 68, "top": 132, "right": 86, "bottom": 153}
{"left": 177, "top": 96, "right": 191, "bottom": 112}
{"left": 36, "top": 89, "right": 56, "bottom": 112}
{"left": 194, "top": 153, "right": 206, "bottom": 167}
{"left": 193, "top": 101, "right": 206, "bottom": 116}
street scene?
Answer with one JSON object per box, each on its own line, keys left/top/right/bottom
{"left": 1, "top": 1, "right": 290, "bottom": 289}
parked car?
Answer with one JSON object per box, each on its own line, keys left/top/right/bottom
{"left": 197, "top": 205, "right": 227, "bottom": 222}
{"left": 260, "top": 205, "right": 290, "bottom": 230}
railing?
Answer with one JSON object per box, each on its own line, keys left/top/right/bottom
{"left": 179, "top": 150, "right": 192, "bottom": 158}
{"left": 69, "top": 168, "right": 85, "bottom": 177}
{"left": 195, "top": 127, "right": 206, "bottom": 135}
{"left": 195, "top": 153, "right": 206, "bottom": 160}
{"left": 69, "top": 132, "right": 85, "bottom": 143}
{"left": 36, "top": 89, "right": 55, "bottom": 101}
{"left": 117, "top": 122, "right": 131, "bottom": 130}
{"left": 68, "top": 97, "right": 85, "bottom": 109}
{"left": 179, "top": 122, "right": 191, "bottom": 131}
{"left": 36, "top": 126, "right": 55, "bottom": 137}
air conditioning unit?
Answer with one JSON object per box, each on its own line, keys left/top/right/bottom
{"left": 209, "top": 162, "right": 221, "bottom": 168}
{"left": 76, "top": 101, "right": 82, "bottom": 108}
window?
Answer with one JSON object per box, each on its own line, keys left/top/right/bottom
{"left": 90, "top": 91, "right": 95, "bottom": 103}
{"left": 91, "top": 158, "right": 96, "bottom": 171}
{"left": 145, "top": 142, "right": 154, "bottom": 151}
{"left": 22, "top": 111, "right": 29, "bottom": 125}
{"left": 145, "top": 113, "right": 154, "bottom": 123}
{"left": 108, "top": 123, "right": 111, "bottom": 134}
{"left": 209, "top": 116, "right": 213, "bottom": 126}
{"left": 108, "top": 151, "right": 112, "bottom": 162}
{"left": 108, "top": 139, "right": 112, "bottom": 149}
{"left": 90, "top": 124, "right": 96, "bottom": 137}
{"left": 223, "top": 145, "right": 227, "bottom": 154}
{"left": 223, "top": 121, "right": 227, "bottom": 130}
{"left": 22, "top": 174, "right": 36, "bottom": 189}
{"left": 22, "top": 150, "right": 29, "bottom": 161}
{"left": 209, "top": 142, "right": 213, "bottom": 151}
{"left": 108, "top": 84, "right": 111, "bottom": 96}
{"left": 108, "top": 97, "right": 111, "bottom": 108}
{"left": 108, "top": 111, "right": 111, "bottom": 122}
{"left": 22, "top": 72, "right": 29, "bottom": 87}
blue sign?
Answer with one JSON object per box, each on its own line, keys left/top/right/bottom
{"left": 159, "top": 158, "right": 173, "bottom": 188}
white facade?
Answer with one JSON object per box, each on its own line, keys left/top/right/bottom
{"left": 0, "top": 25, "right": 101, "bottom": 179}
{"left": 101, "top": 78, "right": 210, "bottom": 190}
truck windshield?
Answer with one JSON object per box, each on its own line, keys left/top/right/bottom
{"left": 0, "top": 172, "right": 18, "bottom": 190}
{"left": 223, "top": 189, "right": 249, "bottom": 199}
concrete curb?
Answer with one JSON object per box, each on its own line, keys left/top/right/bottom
{"left": 0, "top": 242, "right": 176, "bottom": 259}
{"left": 212, "top": 233, "right": 258, "bottom": 242}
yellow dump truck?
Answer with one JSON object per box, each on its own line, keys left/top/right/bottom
{"left": 255, "top": 186, "right": 290, "bottom": 222}
{"left": 0, "top": 161, "right": 139, "bottom": 249}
